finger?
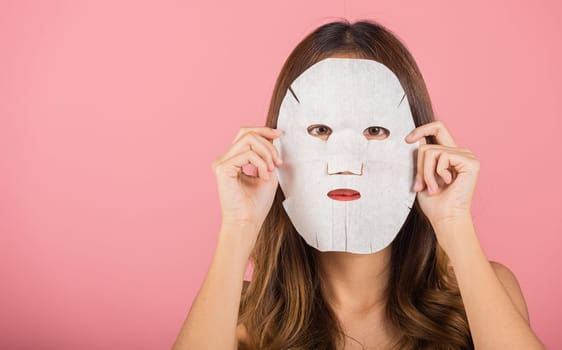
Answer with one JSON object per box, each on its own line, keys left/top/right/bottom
{"left": 423, "top": 147, "right": 440, "bottom": 194}
{"left": 444, "top": 150, "right": 480, "bottom": 177}
{"left": 222, "top": 149, "right": 271, "bottom": 180}
{"left": 233, "top": 126, "right": 283, "bottom": 145}
{"left": 414, "top": 138, "right": 428, "bottom": 191}
{"left": 405, "top": 121, "right": 457, "bottom": 147}
{"left": 232, "top": 128, "right": 283, "bottom": 164}
{"left": 250, "top": 131, "right": 282, "bottom": 164}
{"left": 239, "top": 133, "right": 277, "bottom": 171}
{"left": 436, "top": 153, "right": 453, "bottom": 184}
{"left": 224, "top": 132, "right": 279, "bottom": 171}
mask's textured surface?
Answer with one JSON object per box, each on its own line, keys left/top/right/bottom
{"left": 273, "top": 58, "right": 419, "bottom": 254}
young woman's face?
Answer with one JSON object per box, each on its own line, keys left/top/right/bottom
{"left": 273, "top": 57, "right": 419, "bottom": 254}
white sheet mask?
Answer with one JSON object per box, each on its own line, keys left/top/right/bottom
{"left": 273, "top": 57, "right": 419, "bottom": 254}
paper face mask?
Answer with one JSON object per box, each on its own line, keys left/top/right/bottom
{"left": 272, "top": 57, "right": 419, "bottom": 254}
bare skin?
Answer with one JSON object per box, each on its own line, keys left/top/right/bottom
{"left": 236, "top": 242, "right": 534, "bottom": 349}
{"left": 173, "top": 52, "right": 544, "bottom": 349}
{"left": 174, "top": 122, "right": 541, "bottom": 350}
{"left": 314, "top": 247, "right": 397, "bottom": 349}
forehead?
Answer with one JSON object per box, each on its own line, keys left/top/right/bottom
{"left": 291, "top": 57, "right": 405, "bottom": 101}
{"left": 279, "top": 58, "right": 410, "bottom": 129}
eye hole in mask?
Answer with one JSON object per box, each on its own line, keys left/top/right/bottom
{"left": 306, "top": 124, "right": 390, "bottom": 141}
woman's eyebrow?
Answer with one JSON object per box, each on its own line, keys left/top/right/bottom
{"left": 288, "top": 86, "right": 300, "bottom": 104}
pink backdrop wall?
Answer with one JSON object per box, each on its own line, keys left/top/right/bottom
{"left": 1, "top": 1, "right": 561, "bottom": 348}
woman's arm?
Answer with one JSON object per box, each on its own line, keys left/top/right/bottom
{"left": 435, "top": 217, "right": 544, "bottom": 350}
{"left": 171, "top": 224, "right": 256, "bottom": 350}
{"left": 405, "top": 120, "right": 545, "bottom": 349}
{"left": 172, "top": 126, "right": 281, "bottom": 349}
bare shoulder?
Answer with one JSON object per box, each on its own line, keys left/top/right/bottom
{"left": 489, "top": 260, "right": 530, "bottom": 324}
{"left": 236, "top": 322, "right": 249, "bottom": 346}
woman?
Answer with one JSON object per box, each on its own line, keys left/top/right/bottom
{"left": 173, "top": 20, "right": 544, "bottom": 349}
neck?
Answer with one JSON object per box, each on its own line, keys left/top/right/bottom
{"left": 315, "top": 245, "right": 392, "bottom": 314}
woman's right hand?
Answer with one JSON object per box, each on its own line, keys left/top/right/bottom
{"left": 211, "top": 126, "right": 283, "bottom": 246}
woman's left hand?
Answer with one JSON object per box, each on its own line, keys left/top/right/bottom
{"left": 405, "top": 121, "right": 480, "bottom": 231}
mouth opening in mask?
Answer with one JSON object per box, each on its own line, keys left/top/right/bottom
{"left": 327, "top": 188, "right": 361, "bottom": 201}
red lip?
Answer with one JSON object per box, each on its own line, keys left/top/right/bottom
{"left": 327, "top": 188, "right": 361, "bottom": 201}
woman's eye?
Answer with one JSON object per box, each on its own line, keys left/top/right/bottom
{"left": 307, "top": 124, "right": 332, "bottom": 138}
{"left": 363, "top": 126, "right": 389, "bottom": 139}
{"left": 306, "top": 124, "right": 389, "bottom": 140}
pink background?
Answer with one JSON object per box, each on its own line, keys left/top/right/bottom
{"left": 1, "top": 1, "right": 561, "bottom": 349}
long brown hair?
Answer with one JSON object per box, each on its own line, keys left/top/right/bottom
{"left": 238, "top": 19, "right": 473, "bottom": 349}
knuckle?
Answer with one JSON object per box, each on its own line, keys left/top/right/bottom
{"left": 247, "top": 131, "right": 262, "bottom": 142}
{"left": 211, "top": 158, "right": 219, "bottom": 170}
{"left": 212, "top": 162, "right": 223, "bottom": 174}
{"left": 238, "top": 127, "right": 257, "bottom": 138}
{"left": 235, "top": 127, "right": 246, "bottom": 138}
{"left": 241, "top": 130, "right": 254, "bottom": 139}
